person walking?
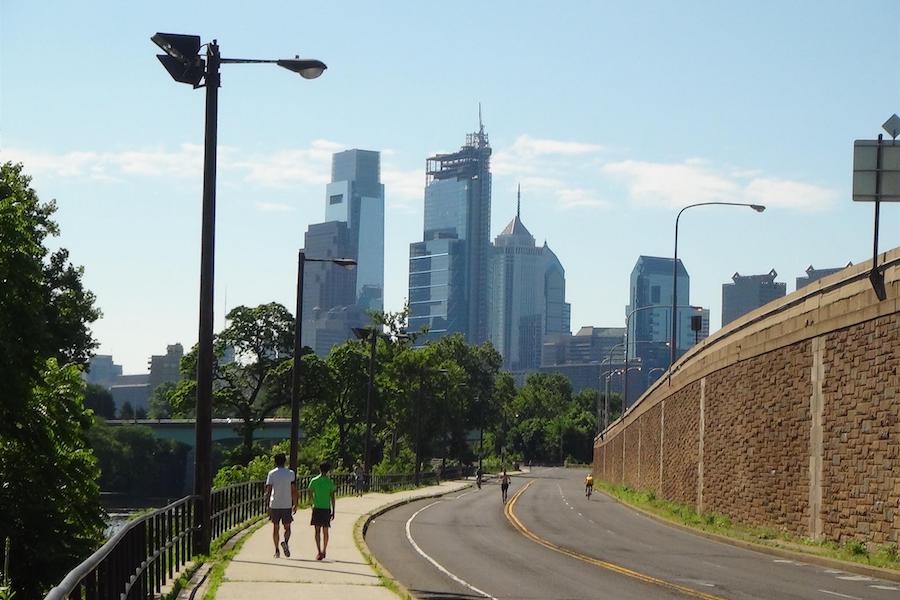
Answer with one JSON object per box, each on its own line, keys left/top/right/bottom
{"left": 264, "top": 453, "right": 297, "bottom": 558}
{"left": 309, "top": 461, "right": 336, "bottom": 560}
{"left": 500, "top": 469, "right": 511, "bottom": 504}
{"left": 353, "top": 462, "right": 365, "bottom": 496}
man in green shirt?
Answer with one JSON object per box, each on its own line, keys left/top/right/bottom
{"left": 308, "top": 461, "right": 336, "bottom": 560}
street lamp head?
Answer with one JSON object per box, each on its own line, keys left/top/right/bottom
{"left": 750, "top": 204, "right": 766, "bottom": 213}
{"left": 277, "top": 58, "right": 327, "bottom": 79}
{"left": 352, "top": 327, "right": 373, "bottom": 340}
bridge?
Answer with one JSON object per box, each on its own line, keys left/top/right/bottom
{"left": 104, "top": 418, "right": 292, "bottom": 447}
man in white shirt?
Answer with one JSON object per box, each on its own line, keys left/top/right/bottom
{"left": 265, "top": 453, "right": 297, "bottom": 558}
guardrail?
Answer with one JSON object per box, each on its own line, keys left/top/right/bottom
{"left": 45, "top": 480, "right": 267, "bottom": 600}
{"left": 43, "top": 472, "right": 442, "bottom": 599}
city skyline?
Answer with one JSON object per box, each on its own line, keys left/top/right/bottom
{"left": 3, "top": 2, "right": 899, "bottom": 372}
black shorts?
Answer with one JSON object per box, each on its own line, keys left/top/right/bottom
{"left": 501, "top": 483, "right": 509, "bottom": 490}
{"left": 269, "top": 508, "right": 293, "bottom": 525}
{"left": 311, "top": 507, "right": 331, "bottom": 527}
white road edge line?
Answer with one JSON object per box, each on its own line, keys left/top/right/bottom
{"left": 405, "top": 500, "right": 499, "bottom": 600}
{"left": 819, "top": 590, "right": 862, "bottom": 599}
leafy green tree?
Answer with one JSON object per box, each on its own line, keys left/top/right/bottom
{"left": 148, "top": 381, "right": 177, "bottom": 418}
{"left": 171, "top": 303, "right": 332, "bottom": 462}
{"left": 84, "top": 383, "right": 115, "bottom": 419}
{"left": 118, "top": 401, "right": 134, "bottom": 420}
{"left": 0, "top": 162, "right": 104, "bottom": 597}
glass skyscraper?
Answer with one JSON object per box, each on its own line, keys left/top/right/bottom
{"left": 487, "top": 196, "right": 571, "bottom": 371}
{"left": 301, "top": 149, "right": 384, "bottom": 356}
{"left": 408, "top": 121, "right": 492, "bottom": 343}
{"left": 325, "top": 149, "right": 384, "bottom": 310}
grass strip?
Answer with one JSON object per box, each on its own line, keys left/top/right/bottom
{"left": 597, "top": 481, "right": 900, "bottom": 572}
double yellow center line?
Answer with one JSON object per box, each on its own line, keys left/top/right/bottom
{"left": 504, "top": 480, "right": 727, "bottom": 600}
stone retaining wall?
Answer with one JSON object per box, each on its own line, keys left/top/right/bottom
{"left": 594, "top": 247, "right": 900, "bottom": 544}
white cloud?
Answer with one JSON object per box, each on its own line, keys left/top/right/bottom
{"left": 493, "top": 134, "right": 606, "bottom": 176}
{"left": 601, "top": 159, "right": 836, "bottom": 211}
{"left": 382, "top": 167, "right": 423, "bottom": 204}
{"left": 255, "top": 201, "right": 295, "bottom": 212}
{"left": 555, "top": 188, "right": 611, "bottom": 210}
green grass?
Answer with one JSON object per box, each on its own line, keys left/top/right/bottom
{"left": 597, "top": 480, "right": 900, "bottom": 572}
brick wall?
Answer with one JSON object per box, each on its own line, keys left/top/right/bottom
{"left": 594, "top": 248, "right": 900, "bottom": 544}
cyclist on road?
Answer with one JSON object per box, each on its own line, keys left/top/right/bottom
{"left": 585, "top": 473, "right": 594, "bottom": 498}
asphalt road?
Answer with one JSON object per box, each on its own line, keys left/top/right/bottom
{"left": 366, "top": 467, "right": 900, "bottom": 600}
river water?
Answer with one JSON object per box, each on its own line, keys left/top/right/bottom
{"left": 101, "top": 493, "right": 178, "bottom": 538}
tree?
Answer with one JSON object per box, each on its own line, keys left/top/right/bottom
{"left": 171, "top": 303, "right": 308, "bottom": 460}
{"left": 0, "top": 163, "right": 104, "bottom": 597}
{"left": 118, "top": 401, "right": 134, "bottom": 420}
{"left": 84, "top": 383, "right": 115, "bottom": 419}
{"left": 148, "top": 381, "right": 177, "bottom": 418}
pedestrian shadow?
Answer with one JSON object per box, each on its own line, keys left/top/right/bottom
{"left": 229, "top": 558, "right": 379, "bottom": 579}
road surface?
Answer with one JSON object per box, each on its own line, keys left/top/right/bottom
{"left": 366, "top": 467, "right": 900, "bottom": 599}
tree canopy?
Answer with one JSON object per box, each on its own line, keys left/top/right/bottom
{"left": 0, "top": 162, "right": 104, "bottom": 597}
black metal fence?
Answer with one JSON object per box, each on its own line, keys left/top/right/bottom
{"left": 43, "top": 472, "right": 442, "bottom": 599}
{"left": 44, "top": 480, "right": 266, "bottom": 600}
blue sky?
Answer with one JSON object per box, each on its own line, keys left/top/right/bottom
{"left": 3, "top": 1, "right": 899, "bottom": 373}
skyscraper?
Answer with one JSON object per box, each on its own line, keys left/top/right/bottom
{"left": 408, "top": 116, "right": 492, "bottom": 343}
{"left": 301, "top": 149, "right": 384, "bottom": 356}
{"left": 325, "top": 149, "right": 385, "bottom": 310}
{"left": 721, "top": 270, "right": 786, "bottom": 326}
{"left": 487, "top": 189, "right": 570, "bottom": 371}
{"left": 626, "top": 256, "right": 694, "bottom": 358}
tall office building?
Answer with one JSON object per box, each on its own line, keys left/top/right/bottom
{"left": 721, "top": 270, "right": 786, "bottom": 326}
{"left": 84, "top": 355, "right": 123, "bottom": 388}
{"left": 301, "top": 149, "right": 384, "bottom": 356}
{"left": 487, "top": 192, "right": 571, "bottom": 370}
{"left": 626, "top": 256, "right": 696, "bottom": 358}
{"left": 408, "top": 117, "right": 492, "bottom": 343}
{"left": 796, "top": 263, "right": 851, "bottom": 290}
{"left": 148, "top": 343, "right": 183, "bottom": 391}
{"left": 325, "top": 149, "right": 385, "bottom": 310}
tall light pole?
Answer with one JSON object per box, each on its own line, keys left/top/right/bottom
{"left": 152, "top": 32, "right": 326, "bottom": 555}
{"left": 352, "top": 326, "right": 381, "bottom": 484}
{"left": 670, "top": 202, "right": 765, "bottom": 382}
{"left": 289, "top": 251, "right": 356, "bottom": 476}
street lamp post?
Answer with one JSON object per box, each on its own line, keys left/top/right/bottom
{"left": 151, "top": 32, "right": 327, "bottom": 555}
{"left": 670, "top": 202, "right": 765, "bottom": 382}
{"left": 352, "top": 326, "right": 380, "bottom": 486}
{"left": 289, "top": 251, "right": 356, "bottom": 476}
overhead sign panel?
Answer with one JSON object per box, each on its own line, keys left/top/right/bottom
{"left": 852, "top": 140, "right": 900, "bottom": 202}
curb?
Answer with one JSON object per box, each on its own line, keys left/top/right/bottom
{"left": 599, "top": 489, "right": 900, "bottom": 584}
{"left": 354, "top": 481, "right": 474, "bottom": 600}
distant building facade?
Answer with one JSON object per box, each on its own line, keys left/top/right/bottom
{"left": 301, "top": 149, "right": 385, "bottom": 356}
{"left": 408, "top": 119, "right": 492, "bottom": 343}
{"left": 626, "top": 256, "right": 696, "bottom": 359}
{"left": 796, "top": 263, "right": 851, "bottom": 290}
{"left": 84, "top": 354, "right": 123, "bottom": 388}
{"left": 487, "top": 195, "right": 570, "bottom": 371}
{"left": 148, "top": 343, "right": 183, "bottom": 391}
{"left": 721, "top": 270, "right": 786, "bottom": 326}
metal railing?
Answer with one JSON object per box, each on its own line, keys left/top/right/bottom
{"left": 42, "top": 471, "right": 446, "bottom": 599}
{"left": 45, "top": 480, "right": 267, "bottom": 600}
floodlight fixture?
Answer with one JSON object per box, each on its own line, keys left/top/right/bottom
{"left": 750, "top": 204, "right": 766, "bottom": 212}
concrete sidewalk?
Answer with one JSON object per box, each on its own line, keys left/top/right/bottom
{"left": 215, "top": 479, "right": 472, "bottom": 599}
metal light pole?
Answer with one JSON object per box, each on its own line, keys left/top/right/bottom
{"left": 670, "top": 202, "right": 765, "bottom": 383}
{"left": 352, "top": 327, "right": 379, "bottom": 484}
{"left": 289, "top": 252, "right": 356, "bottom": 475}
{"left": 152, "top": 33, "right": 325, "bottom": 554}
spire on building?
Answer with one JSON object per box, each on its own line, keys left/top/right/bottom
{"left": 517, "top": 183, "right": 521, "bottom": 219}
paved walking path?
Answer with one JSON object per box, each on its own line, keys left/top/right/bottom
{"left": 215, "top": 479, "right": 472, "bottom": 599}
